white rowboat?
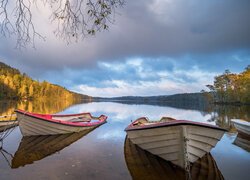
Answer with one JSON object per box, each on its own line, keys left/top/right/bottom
{"left": 231, "top": 119, "right": 250, "bottom": 136}
{"left": 15, "top": 109, "right": 107, "bottom": 136}
{"left": 0, "top": 120, "right": 18, "bottom": 132}
{"left": 125, "top": 117, "right": 226, "bottom": 169}
{"left": 124, "top": 137, "right": 224, "bottom": 180}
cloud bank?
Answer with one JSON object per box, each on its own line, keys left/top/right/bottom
{"left": 0, "top": 0, "right": 250, "bottom": 97}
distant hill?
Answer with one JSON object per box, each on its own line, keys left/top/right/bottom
{"left": 94, "top": 93, "right": 209, "bottom": 102}
{"left": 94, "top": 92, "right": 211, "bottom": 111}
{"left": 0, "top": 61, "right": 92, "bottom": 101}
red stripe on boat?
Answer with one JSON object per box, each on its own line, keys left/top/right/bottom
{"left": 15, "top": 109, "right": 107, "bottom": 127}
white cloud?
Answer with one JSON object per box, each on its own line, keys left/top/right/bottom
{"left": 1, "top": 0, "right": 250, "bottom": 97}
{"left": 72, "top": 64, "right": 216, "bottom": 97}
{"left": 61, "top": 101, "right": 215, "bottom": 124}
{"left": 97, "top": 130, "right": 125, "bottom": 140}
{"left": 1, "top": 0, "right": 250, "bottom": 73}
{"left": 147, "top": 0, "right": 176, "bottom": 25}
{"left": 127, "top": 58, "right": 142, "bottom": 66}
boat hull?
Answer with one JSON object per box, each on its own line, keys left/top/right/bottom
{"left": 16, "top": 110, "right": 107, "bottom": 136}
{"left": 124, "top": 137, "right": 224, "bottom": 180}
{"left": 126, "top": 123, "right": 225, "bottom": 168}
{"left": 0, "top": 120, "right": 18, "bottom": 132}
{"left": 231, "top": 119, "right": 250, "bottom": 136}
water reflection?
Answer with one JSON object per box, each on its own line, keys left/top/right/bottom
{"left": 104, "top": 100, "right": 250, "bottom": 123}
{"left": 0, "top": 101, "right": 249, "bottom": 180}
{"left": 0, "top": 120, "right": 18, "bottom": 133}
{"left": 65, "top": 102, "right": 216, "bottom": 124}
{"left": 124, "top": 137, "right": 224, "bottom": 180}
{"left": 233, "top": 133, "right": 250, "bottom": 152}
{"left": 0, "top": 100, "right": 249, "bottom": 133}
{"left": 12, "top": 129, "right": 95, "bottom": 168}
{"left": 0, "top": 99, "right": 91, "bottom": 117}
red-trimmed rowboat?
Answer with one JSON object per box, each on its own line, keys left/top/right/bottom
{"left": 0, "top": 120, "right": 18, "bottom": 132}
{"left": 0, "top": 114, "right": 18, "bottom": 132}
{"left": 124, "top": 136, "right": 224, "bottom": 180}
{"left": 125, "top": 117, "right": 226, "bottom": 169}
{"left": 15, "top": 109, "right": 107, "bottom": 136}
{"left": 231, "top": 119, "right": 250, "bottom": 136}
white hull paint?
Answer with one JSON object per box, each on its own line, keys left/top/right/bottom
{"left": 0, "top": 120, "right": 18, "bottom": 126}
{"left": 231, "top": 119, "right": 250, "bottom": 136}
{"left": 127, "top": 125, "right": 225, "bottom": 168}
{"left": 18, "top": 114, "right": 93, "bottom": 136}
{"left": 0, "top": 120, "right": 18, "bottom": 132}
{"left": 16, "top": 112, "right": 105, "bottom": 136}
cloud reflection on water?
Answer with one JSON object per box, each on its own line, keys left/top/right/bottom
{"left": 1, "top": 101, "right": 249, "bottom": 180}
{"left": 58, "top": 102, "right": 217, "bottom": 142}
{"left": 62, "top": 102, "right": 215, "bottom": 124}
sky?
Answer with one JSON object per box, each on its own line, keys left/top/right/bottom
{"left": 0, "top": 0, "right": 250, "bottom": 97}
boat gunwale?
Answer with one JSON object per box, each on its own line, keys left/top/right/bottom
{"left": 125, "top": 117, "right": 226, "bottom": 132}
{"left": 231, "top": 119, "right": 250, "bottom": 126}
{"left": 0, "top": 120, "right": 18, "bottom": 124}
{"left": 231, "top": 119, "right": 250, "bottom": 136}
{"left": 15, "top": 109, "right": 107, "bottom": 127}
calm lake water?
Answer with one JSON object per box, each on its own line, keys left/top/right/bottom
{"left": 0, "top": 101, "right": 250, "bottom": 180}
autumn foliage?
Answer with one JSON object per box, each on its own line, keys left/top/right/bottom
{"left": 0, "top": 62, "right": 90, "bottom": 101}
{"left": 206, "top": 65, "right": 250, "bottom": 104}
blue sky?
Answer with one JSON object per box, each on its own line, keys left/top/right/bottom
{"left": 0, "top": 0, "right": 250, "bottom": 97}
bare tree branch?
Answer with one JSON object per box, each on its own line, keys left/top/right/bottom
{"left": 0, "top": 0, "right": 15, "bottom": 37}
{"left": 0, "top": 0, "right": 124, "bottom": 49}
{"left": 14, "top": 0, "right": 45, "bottom": 48}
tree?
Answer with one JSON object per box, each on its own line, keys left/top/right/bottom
{"left": 245, "top": 65, "right": 250, "bottom": 71}
{"left": 0, "top": 61, "right": 91, "bottom": 101}
{"left": 206, "top": 84, "right": 215, "bottom": 92}
{"left": 207, "top": 65, "right": 250, "bottom": 104}
{"left": 0, "top": 0, "right": 125, "bottom": 49}
{"left": 28, "top": 84, "right": 34, "bottom": 97}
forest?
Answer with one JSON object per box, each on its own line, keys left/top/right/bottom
{"left": 0, "top": 62, "right": 91, "bottom": 102}
{"left": 1, "top": 61, "right": 249, "bottom": 105}
{"left": 206, "top": 65, "right": 250, "bottom": 104}
{"left": 97, "top": 65, "right": 250, "bottom": 106}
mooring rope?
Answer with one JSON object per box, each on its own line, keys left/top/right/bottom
{"left": 183, "top": 127, "right": 192, "bottom": 180}
{"left": 0, "top": 113, "right": 17, "bottom": 167}
{"left": 184, "top": 136, "right": 192, "bottom": 180}
{"left": 0, "top": 146, "right": 13, "bottom": 167}
{"left": 0, "top": 113, "right": 17, "bottom": 147}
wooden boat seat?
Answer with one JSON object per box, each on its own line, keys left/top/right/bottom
{"left": 68, "top": 117, "right": 91, "bottom": 123}
{"left": 132, "top": 117, "right": 149, "bottom": 126}
{"left": 160, "top": 117, "right": 176, "bottom": 122}
{"left": 132, "top": 117, "right": 177, "bottom": 126}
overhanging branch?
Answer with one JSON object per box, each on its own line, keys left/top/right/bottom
{"left": 0, "top": 0, "right": 124, "bottom": 49}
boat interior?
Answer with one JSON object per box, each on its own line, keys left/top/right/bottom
{"left": 52, "top": 115, "right": 93, "bottom": 123}
{"left": 132, "top": 117, "right": 177, "bottom": 126}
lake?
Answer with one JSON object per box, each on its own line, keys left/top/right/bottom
{"left": 0, "top": 101, "right": 250, "bottom": 180}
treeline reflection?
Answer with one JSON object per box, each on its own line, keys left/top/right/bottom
{"left": 1, "top": 100, "right": 249, "bottom": 132}
{"left": 96, "top": 100, "right": 250, "bottom": 132}
{"left": 0, "top": 99, "right": 91, "bottom": 118}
